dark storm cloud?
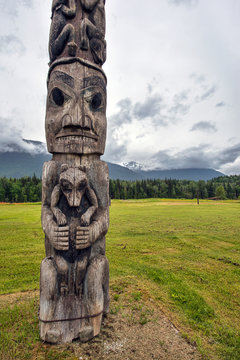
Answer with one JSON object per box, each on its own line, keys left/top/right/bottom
{"left": 150, "top": 143, "right": 240, "bottom": 170}
{"left": 0, "top": 35, "right": 25, "bottom": 55}
{"left": 191, "top": 121, "right": 217, "bottom": 133}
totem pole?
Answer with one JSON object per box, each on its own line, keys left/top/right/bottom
{"left": 39, "top": 0, "right": 109, "bottom": 344}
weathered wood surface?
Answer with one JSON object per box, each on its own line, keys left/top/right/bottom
{"left": 40, "top": 0, "right": 109, "bottom": 344}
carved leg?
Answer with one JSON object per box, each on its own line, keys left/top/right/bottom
{"left": 79, "top": 255, "right": 109, "bottom": 341}
{"left": 40, "top": 257, "right": 62, "bottom": 343}
{"left": 50, "top": 24, "right": 77, "bottom": 62}
{"left": 80, "top": 18, "right": 93, "bottom": 50}
{"left": 75, "top": 252, "right": 89, "bottom": 297}
{"left": 55, "top": 255, "right": 69, "bottom": 295}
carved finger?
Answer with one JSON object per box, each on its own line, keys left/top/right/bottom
{"left": 57, "top": 246, "right": 69, "bottom": 251}
{"left": 57, "top": 243, "right": 69, "bottom": 248}
{"left": 76, "top": 240, "right": 88, "bottom": 245}
{"left": 76, "top": 226, "right": 89, "bottom": 231}
{"left": 57, "top": 238, "right": 69, "bottom": 243}
{"left": 76, "top": 229, "right": 89, "bottom": 234}
{"left": 76, "top": 243, "right": 89, "bottom": 249}
{"left": 53, "top": 242, "right": 69, "bottom": 250}
{"left": 54, "top": 237, "right": 69, "bottom": 243}
{"left": 58, "top": 226, "right": 69, "bottom": 231}
{"left": 55, "top": 231, "right": 69, "bottom": 237}
{"left": 76, "top": 235, "right": 89, "bottom": 241}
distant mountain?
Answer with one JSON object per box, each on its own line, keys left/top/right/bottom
{"left": 0, "top": 151, "right": 51, "bottom": 178}
{"left": 122, "top": 161, "right": 144, "bottom": 171}
{"left": 107, "top": 162, "right": 143, "bottom": 180}
{"left": 136, "top": 168, "right": 224, "bottom": 181}
{"left": 0, "top": 140, "right": 224, "bottom": 181}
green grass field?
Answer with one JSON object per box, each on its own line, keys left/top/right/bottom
{"left": 0, "top": 200, "right": 240, "bottom": 359}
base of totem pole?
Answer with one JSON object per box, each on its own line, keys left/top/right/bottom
{"left": 39, "top": 254, "right": 109, "bottom": 344}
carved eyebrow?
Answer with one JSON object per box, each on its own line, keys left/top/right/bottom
{"left": 83, "top": 76, "right": 106, "bottom": 91}
{"left": 51, "top": 71, "right": 75, "bottom": 88}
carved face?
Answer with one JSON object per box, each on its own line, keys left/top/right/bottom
{"left": 60, "top": 167, "right": 88, "bottom": 207}
{"left": 45, "top": 62, "right": 107, "bottom": 154}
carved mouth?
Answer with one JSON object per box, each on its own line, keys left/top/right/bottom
{"left": 56, "top": 129, "right": 98, "bottom": 141}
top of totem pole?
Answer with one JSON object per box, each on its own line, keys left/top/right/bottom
{"left": 49, "top": 0, "right": 106, "bottom": 78}
{"left": 45, "top": 0, "right": 107, "bottom": 156}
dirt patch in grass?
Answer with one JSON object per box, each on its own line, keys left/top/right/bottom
{"left": 0, "top": 290, "right": 203, "bottom": 360}
{"left": 0, "top": 290, "right": 38, "bottom": 308}
{"left": 74, "top": 309, "right": 203, "bottom": 360}
{"left": 158, "top": 201, "right": 227, "bottom": 206}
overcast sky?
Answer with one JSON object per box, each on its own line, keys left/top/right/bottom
{"left": 0, "top": 0, "right": 240, "bottom": 174}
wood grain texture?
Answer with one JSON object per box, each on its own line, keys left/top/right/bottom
{"left": 40, "top": 0, "right": 109, "bottom": 344}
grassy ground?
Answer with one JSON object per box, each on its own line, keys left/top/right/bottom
{"left": 0, "top": 200, "right": 240, "bottom": 359}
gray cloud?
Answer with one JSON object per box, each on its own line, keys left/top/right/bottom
{"left": 169, "top": 103, "right": 190, "bottom": 116}
{"left": 110, "top": 98, "right": 133, "bottom": 126}
{"left": 149, "top": 143, "right": 240, "bottom": 171}
{"left": 0, "top": 35, "right": 25, "bottom": 56}
{"left": 0, "top": 117, "right": 46, "bottom": 154}
{"left": 0, "top": 0, "right": 33, "bottom": 17}
{"left": 216, "top": 102, "right": 226, "bottom": 108}
{"left": 168, "top": 0, "right": 197, "bottom": 6}
{"left": 199, "top": 86, "right": 216, "bottom": 102}
{"left": 189, "top": 73, "right": 206, "bottom": 84}
{"left": 133, "top": 95, "right": 163, "bottom": 119}
{"left": 150, "top": 145, "right": 211, "bottom": 169}
{"left": 103, "top": 141, "right": 127, "bottom": 164}
{"left": 191, "top": 121, "right": 217, "bottom": 133}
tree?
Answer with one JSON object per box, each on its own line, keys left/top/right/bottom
{"left": 215, "top": 185, "right": 227, "bottom": 200}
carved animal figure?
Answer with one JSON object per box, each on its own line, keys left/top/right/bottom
{"left": 50, "top": 164, "right": 98, "bottom": 295}
{"left": 51, "top": 164, "right": 98, "bottom": 228}
{"left": 49, "top": 0, "right": 77, "bottom": 62}
{"left": 80, "top": 0, "right": 106, "bottom": 64}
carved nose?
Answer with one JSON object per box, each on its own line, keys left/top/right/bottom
{"left": 62, "top": 102, "right": 91, "bottom": 130}
{"left": 62, "top": 103, "right": 82, "bottom": 128}
{"left": 72, "top": 190, "right": 81, "bottom": 207}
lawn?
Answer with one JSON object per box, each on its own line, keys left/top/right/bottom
{"left": 0, "top": 200, "right": 240, "bottom": 359}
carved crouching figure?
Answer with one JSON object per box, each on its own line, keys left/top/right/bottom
{"left": 40, "top": 162, "right": 109, "bottom": 343}
{"left": 50, "top": 164, "right": 97, "bottom": 296}
{"left": 80, "top": 0, "right": 106, "bottom": 64}
{"left": 49, "top": 0, "right": 77, "bottom": 62}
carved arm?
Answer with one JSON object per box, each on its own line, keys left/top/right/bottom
{"left": 80, "top": 0, "right": 100, "bottom": 12}
{"left": 61, "top": 0, "right": 77, "bottom": 18}
{"left": 80, "top": 186, "right": 98, "bottom": 226}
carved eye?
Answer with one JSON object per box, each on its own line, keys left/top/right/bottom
{"left": 61, "top": 180, "right": 72, "bottom": 193}
{"left": 51, "top": 87, "right": 65, "bottom": 106}
{"left": 91, "top": 93, "right": 102, "bottom": 110}
{"left": 78, "top": 180, "right": 87, "bottom": 191}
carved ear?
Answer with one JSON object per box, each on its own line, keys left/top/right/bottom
{"left": 61, "top": 164, "right": 69, "bottom": 173}
{"left": 79, "top": 165, "right": 86, "bottom": 173}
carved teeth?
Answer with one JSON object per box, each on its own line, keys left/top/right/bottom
{"left": 56, "top": 136, "right": 95, "bottom": 142}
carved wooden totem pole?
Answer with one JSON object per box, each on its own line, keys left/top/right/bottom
{"left": 39, "top": 0, "right": 109, "bottom": 344}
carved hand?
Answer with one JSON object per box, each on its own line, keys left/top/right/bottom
{"left": 76, "top": 227, "right": 91, "bottom": 250}
{"left": 51, "top": 226, "right": 69, "bottom": 251}
{"left": 55, "top": 208, "right": 67, "bottom": 226}
{"left": 80, "top": 212, "right": 91, "bottom": 226}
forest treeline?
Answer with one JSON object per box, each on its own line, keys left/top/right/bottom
{"left": 1, "top": 175, "right": 240, "bottom": 203}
